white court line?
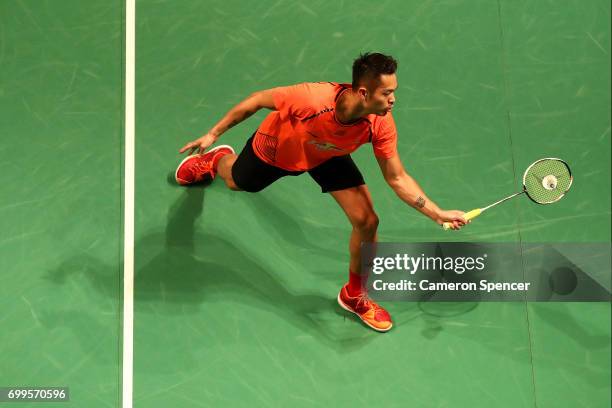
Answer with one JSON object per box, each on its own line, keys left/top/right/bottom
{"left": 123, "top": 0, "right": 135, "bottom": 407}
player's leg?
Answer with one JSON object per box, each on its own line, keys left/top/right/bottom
{"left": 175, "top": 133, "right": 300, "bottom": 192}
{"left": 175, "top": 144, "right": 235, "bottom": 186}
{"left": 309, "top": 156, "right": 392, "bottom": 332}
{"left": 329, "top": 185, "right": 378, "bottom": 277}
{"left": 216, "top": 154, "right": 240, "bottom": 190}
{"left": 330, "top": 185, "right": 391, "bottom": 332}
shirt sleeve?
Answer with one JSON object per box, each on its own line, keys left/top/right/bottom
{"left": 271, "top": 83, "right": 315, "bottom": 119}
{"left": 372, "top": 113, "right": 398, "bottom": 159}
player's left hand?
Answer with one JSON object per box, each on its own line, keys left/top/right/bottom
{"left": 179, "top": 132, "right": 217, "bottom": 155}
{"left": 436, "top": 210, "right": 468, "bottom": 230}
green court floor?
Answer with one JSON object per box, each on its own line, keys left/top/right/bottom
{"left": 1, "top": 1, "right": 610, "bottom": 407}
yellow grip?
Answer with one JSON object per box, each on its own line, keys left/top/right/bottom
{"left": 442, "top": 208, "right": 482, "bottom": 230}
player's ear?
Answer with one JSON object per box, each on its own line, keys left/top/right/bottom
{"left": 357, "top": 86, "right": 368, "bottom": 100}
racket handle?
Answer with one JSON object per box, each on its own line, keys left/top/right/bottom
{"left": 442, "top": 208, "right": 483, "bottom": 230}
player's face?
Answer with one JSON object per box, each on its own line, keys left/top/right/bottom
{"left": 365, "top": 74, "right": 397, "bottom": 116}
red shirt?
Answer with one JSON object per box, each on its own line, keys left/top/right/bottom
{"left": 252, "top": 82, "right": 398, "bottom": 171}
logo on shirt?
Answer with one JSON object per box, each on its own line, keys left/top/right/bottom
{"left": 307, "top": 140, "right": 345, "bottom": 152}
{"left": 303, "top": 107, "right": 334, "bottom": 121}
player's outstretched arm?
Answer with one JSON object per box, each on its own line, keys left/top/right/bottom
{"left": 179, "top": 89, "right": 277, "bottom": 154}
{"left": 376, "top": 155, "right": 467, "bottom": 230}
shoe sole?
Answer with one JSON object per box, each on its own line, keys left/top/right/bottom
{"left": 175, "top": 144, "right": 235, "bottom": 185}
{"left": 337, "top": 292, "right": 393, "bottom": 333}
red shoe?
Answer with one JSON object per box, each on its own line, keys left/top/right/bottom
{"left": 175, "top": 145, "right": 235, "bottom": 185}
{"left": 337, "top": 284, "right": 393, "bottom": 332}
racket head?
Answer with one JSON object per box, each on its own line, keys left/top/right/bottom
{"left": 522, "top": 158, "right": 573, "bottom": 204}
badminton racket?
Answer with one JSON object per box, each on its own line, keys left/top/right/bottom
{"left": 443, "top": 158, "right": 573, "bottom": 230}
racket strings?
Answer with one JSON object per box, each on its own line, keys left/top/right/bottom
{"left": 523, "top": 159, "right": 572, "bottom": 204}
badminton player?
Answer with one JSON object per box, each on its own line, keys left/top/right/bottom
{"left": 175, "top": 52, "right": 467, "bottom": 332}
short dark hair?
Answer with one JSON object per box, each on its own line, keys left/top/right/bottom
{"left": 352, "top": 52, "right": 398, "bottom": 89}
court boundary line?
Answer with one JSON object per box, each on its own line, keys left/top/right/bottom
{"left": 495, "top": 2, "right": 539, "bottom": 408}
{"left": 122, "top": 0, "right": 135, "bottom": 407}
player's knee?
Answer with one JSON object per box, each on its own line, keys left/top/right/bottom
{"left": 352, "top": 212, "right": 379, "bottom": 233}
{"left": 226, "top": 179, "right": 242, "bottom": 191}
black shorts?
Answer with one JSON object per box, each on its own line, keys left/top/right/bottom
{"left": 231, "top": 134, "right": 365, "bottom": 193}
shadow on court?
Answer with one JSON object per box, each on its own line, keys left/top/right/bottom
{"left": 44, "top": 186, "right": 609, "bottom": 383}
{"left": 47, "top": 187, "right": 382, "bottom": 362}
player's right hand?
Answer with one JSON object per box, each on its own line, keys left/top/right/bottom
{"left": 179, "top": 133, "right": 217, "bottom": 155}
{"left": 436, "top": 210, "right": 468, "bottom": 230}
